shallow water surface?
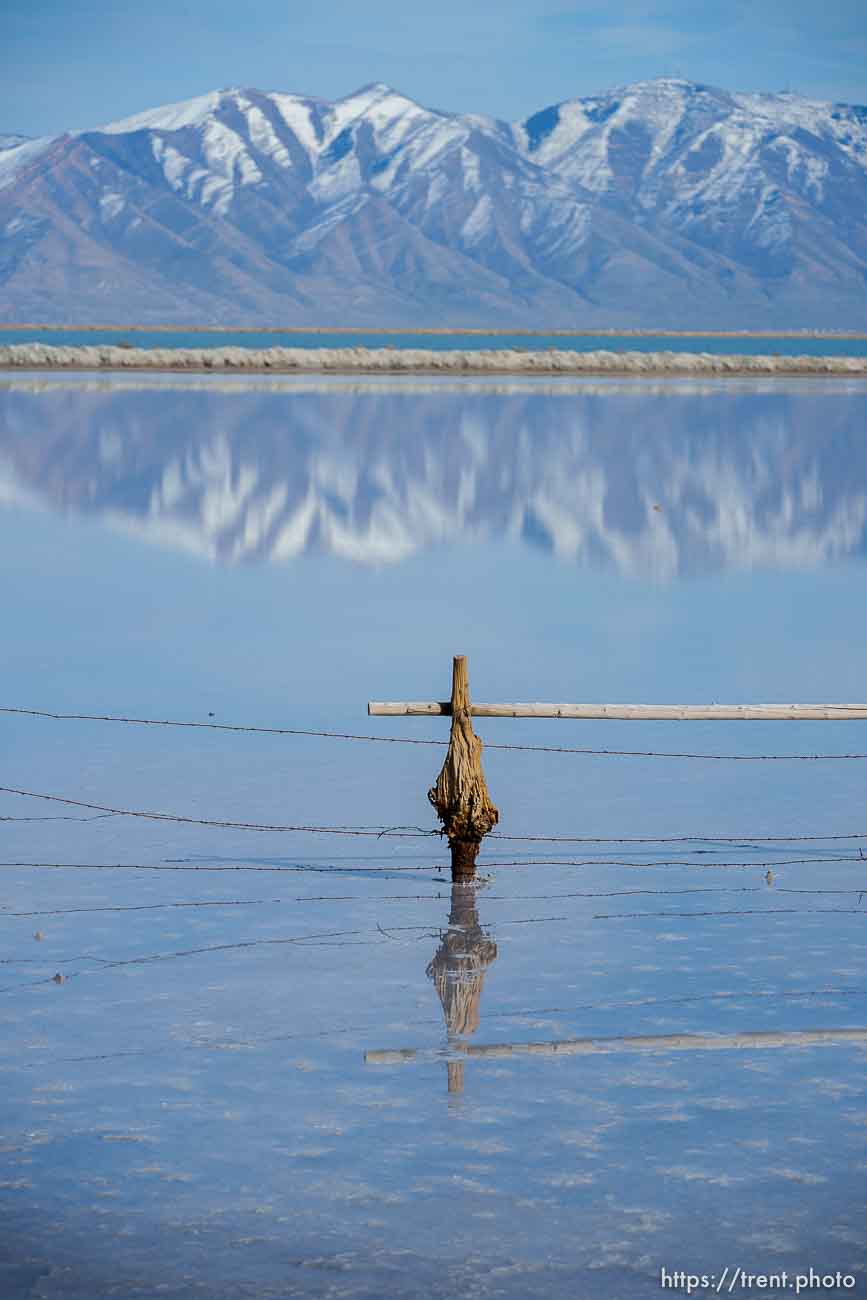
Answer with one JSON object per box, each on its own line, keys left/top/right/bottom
{"left": 3, "top": 327, "right": 867, "bottom": 356}
{"left": 1, "top": 374, "right": 866, "bottom": 1298}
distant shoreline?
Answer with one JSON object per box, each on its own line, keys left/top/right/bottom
{"left": 1, "top": 324, "right": 866, "bottom": 339}
{"left": 2, "top": 343, "right": 867, "bottom": 377}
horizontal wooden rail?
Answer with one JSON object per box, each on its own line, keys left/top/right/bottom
{"left": 368, "top": 702, "right": 867, "bottom": 721}
{"left": 365, "top": 1026, "right": 867, "bottom": 1064}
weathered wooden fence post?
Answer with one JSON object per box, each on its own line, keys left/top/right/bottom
{"left": 427, "top": 655, "right": 498, "bottom": 879}
{"left": 370, "top": 669, "right": 867, "bottom": 884}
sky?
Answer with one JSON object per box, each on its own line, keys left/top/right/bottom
{"left": 4, "top": 0, "right": 867, "bottom": 137}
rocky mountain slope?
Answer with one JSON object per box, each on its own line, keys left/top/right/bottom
{"left": 1, "top": 79, "right": 866, "bottom": 326}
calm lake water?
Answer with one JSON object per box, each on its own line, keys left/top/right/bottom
{"left": 1, "top": 372, "right": 866, "bottom": 1299}
{"left": 2, "top": 328, "right": 867, "bottom": 356}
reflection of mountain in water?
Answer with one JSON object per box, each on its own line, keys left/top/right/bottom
{"left": 1, "top": 382, "right": 865, "bottom": 577}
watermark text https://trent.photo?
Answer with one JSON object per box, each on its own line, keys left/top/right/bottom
{"left": 660, "top": 1266, "right": 856, "bottom": 1294}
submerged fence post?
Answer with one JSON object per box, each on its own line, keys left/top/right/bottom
{"left": 428, "top": 655, "right": 498, "bottom": 880}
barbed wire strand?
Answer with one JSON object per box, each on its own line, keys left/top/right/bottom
{"left": 3, "top": 783, "right": 867, "bottom": 845}
{"left": 4, "top": 885, "right": 865, "bottom": 919}
{"left": 594, "top": 906, "right": 867, "bottom": 920}
{"left": 0, "top": 859, "right": 441, "bottom": 874}
{"left": 0, "top": 915, "right": 566, "bottom": 994}
{"left": 488, "top": 831, "right": 867, "bottom": 844}
{"left": 0, "top": 786, "right": 434, "bottom": 836}
{"left": 4, "top": 704, "right": 867, "bottom": 762}
{"left": 0, "top": 814, "right": 115, "bottom": 823}
{"left": 0, "top": 854, "right": 863, "bottom": 877}
{"left": 483, "top": 854, "right": 865, "bottom": 865}
{"left": 481, "top": 854, "right": 865, "bottom": 867}
{"left": 1, "top": 907, "right": 858, "bottom": 999}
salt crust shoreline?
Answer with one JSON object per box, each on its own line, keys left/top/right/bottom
{"left": 1, "top": 343, "right": 866, "bottom": 376}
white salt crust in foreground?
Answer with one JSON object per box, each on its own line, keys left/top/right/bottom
{"left": 1, "top": 343, "right": 866, "bottom": 375}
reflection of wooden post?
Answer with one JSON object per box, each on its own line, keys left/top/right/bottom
{"left": 447, "top": 1062, "right": 465, "bottom": 1095}
{"left": 427, "top": 882, "right": 499, "bottom": 1035}
{"left": 428, "top": 656, "right": 498, "bottom": 880}
{"left": 427, "top": 881, "right": 499, "bottom": 1096}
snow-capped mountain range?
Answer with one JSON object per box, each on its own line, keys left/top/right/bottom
{"left": 1, "top": 380, "right": 864, "bottom": 577}
{"left": 2, "top": 78, "right": 867, "bottom": 327}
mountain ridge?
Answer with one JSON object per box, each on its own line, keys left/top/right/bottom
{"left": 2, "top": 78, "right": 866, "bottom": 327}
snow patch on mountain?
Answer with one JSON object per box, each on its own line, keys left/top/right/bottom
{"left": 3, "top": 76, "right": 867, "bottom": 326}
{"left": 99, "top": 191, "right": 126, "bottom": 221}
{"left": 293, "top": 194, "right": 370, "bottom": 251}
{"left": 0, "top": 136, "right": 53, "bottom": 190}
{"left": 241, "top": 101, "right": 294, "bottom": 169}
{"left": 101, "top": 91, "right": 224, "bottom": 135}
{"left": 311, "top": 150, "right": 363, "bottom": 203}
{"left": 151, "top": 138, "right": 187, "bottom": 190}
{"left": 268, "top": 94, "right": 325, "bottom": 159}
{"left": 327, "top": 83, "right": 425, "bottom": 146}
{"left": 0, "top": 133, "right": 32, "bottom": 152}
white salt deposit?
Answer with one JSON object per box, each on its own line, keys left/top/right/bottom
{"left": 1, "top": 343, "right": 865, "bottom": 376}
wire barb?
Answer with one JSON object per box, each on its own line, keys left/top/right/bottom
{"left": 4, "top": 705, "right": 867, "bottom": 761}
